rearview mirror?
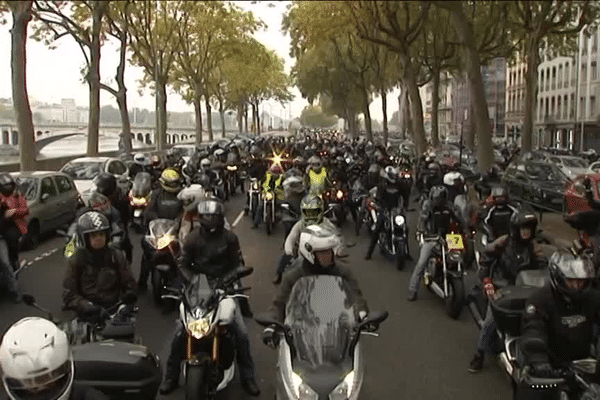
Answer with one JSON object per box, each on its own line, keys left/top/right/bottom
{"left": 254, "top": 313, "right": 286, "bottom": 331}
{"left": 235, "top": 266, "right": 254, "bottom": 280}
{"left": 359, "top": 311, "right": 389, "bottom": 330}
{"left": 41, "top": 193, "right": 50, "bottom": 202}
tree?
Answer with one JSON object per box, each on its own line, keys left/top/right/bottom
{"left": 33, "top": 0, "right": 109, "bottom": 156}
{"left": 505, "top": 0, "right": 600, "bottom": 151}
{"left": 299, "top": 104, "right": 338, "bottom": 128}
{"left": 1, "top": 1, "right": 36, "bottom": 170}
{"left": 125, "top": 0, "right": 188, "bottom": 150}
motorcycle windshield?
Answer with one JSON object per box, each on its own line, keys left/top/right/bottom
{"left": 185, "top": 274, "right": 213, "bottom": 309}
{"left": 148, "top": 219, "right": 179, "bottom": 238}
{"left": 132, "top": 172, "right": 152, "bottom": 196}
{"left": 285, "top": 275, "right": 357, "bottom": 368}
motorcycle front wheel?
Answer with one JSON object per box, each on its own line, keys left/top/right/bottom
{"left": 445, "top": 275, "right": 465, "bottom": 320}
{"left": 266, "top": 203, "right": 273, "bottom": 235}
{"left": 185, "top": 364, "right": 207, "bottom": 400}
{"left": 151, "top": 270, "right": 163, "bottom": 306}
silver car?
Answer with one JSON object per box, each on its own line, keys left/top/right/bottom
{"left": 11, "top": 171, "right": 80, "bottom": 249}
{"left": 59, "top": 157, "right": 131, "bottom": 203}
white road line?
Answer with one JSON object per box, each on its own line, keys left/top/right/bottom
{"left": 231, "top": 211, "right": 245, "bottom": 228}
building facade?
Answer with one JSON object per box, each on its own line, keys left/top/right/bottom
{"left": 419, "top": 71, "right": 455, "bottom": 142}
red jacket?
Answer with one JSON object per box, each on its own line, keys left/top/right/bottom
{"left": 0, "top": 193, "right": 29, "bottom": 235}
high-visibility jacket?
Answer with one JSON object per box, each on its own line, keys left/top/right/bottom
{"left": 307, "top": 168, "right": 328, "bottom": 195}
{"left": 263, "top": 172, "right": 284, "bottom": 200}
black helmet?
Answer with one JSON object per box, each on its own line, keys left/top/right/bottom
{"left": 548, "top": 251, "right": 594, "bottom": 302}
{"left": 197, "top": 199, "right": 225, "bottom": 233}
{"left": 86, "top": 192, "right": 111, "bottom": 216}
{"left": 509, "top": 209, "right": 538, "bottom": 241}
{"left": 487, "top": 164, "right": 501, "bottom": 178}
{"left": 301, "top": 194, "right": 324, "bottom": 226}
{"left": 429, "top": 185, "right": 448, "bottom": 208}
{"left": 76, "top": 211, "right": 110, "bottom": 249}
{"left": 381, "top": 166, "right": 398, "bottom": 184}
{"left": 0, "top": 173, "right": 16, "bottom": 196}
{"left": 490, "top": 186, "right": 509, "bottom": 206}
{"left": 93, "top": 172, "right": 117, "bottom": 198}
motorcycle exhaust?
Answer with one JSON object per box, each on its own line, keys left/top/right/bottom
{"left": 429, "top": 282, "right": 446, "bottom": 299}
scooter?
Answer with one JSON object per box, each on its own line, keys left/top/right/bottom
{"left": 21, "top": 294, "right": 162, "bottom": 400}
{"left": 255, "top": 274, "right": 388, "bottom": 400}
{"left": 129, "top": 172, "right": 152, "bottom": 233}
{"left": 419, "top": 220, "right": 467, "bottom": 319}
{"left": 377, "top": 207, "right": 409, "bottom": 270}
{"left": 161, "top": 266, "right": 253, "bottom": 399}
{"left": 142, "top": 219, "right": 180, "bottom": 306}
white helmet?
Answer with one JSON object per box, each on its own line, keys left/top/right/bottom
{"left": 443, "top": 171, "right": 464, "bottom": 187}
{"left": 0, "top": 317, "right": 73, "bottom": 400}
{"left": 178, "top": 184, "right": 206, "bottom": 212}
{"left": 200, "top": 158, "right": 211, "bottom": 170}
{"left": 133, "top": 152, "right": 150, "bottom": 166}
{"left": 298, "top": 224, "right": 338, "bottom": 267}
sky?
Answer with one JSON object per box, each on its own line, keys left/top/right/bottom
{"left": 0, "top": 1, "right": 398, "bottom": 122}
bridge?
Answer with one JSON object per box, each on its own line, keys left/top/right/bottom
{"left": 0, "top": 121, "right": 243, "bottom": 149}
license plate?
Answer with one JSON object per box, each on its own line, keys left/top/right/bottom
{"left": 446, "top": 234, "right": 464, "bottom": 251}
{"left": 134, "top": 209, "right": 142, "bottom": 217}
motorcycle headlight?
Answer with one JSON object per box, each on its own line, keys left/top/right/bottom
{"left": 186, "top": 316, "right": 211, "bottom": 339}
{"left": 330, "top": 371, "right": 358, "bottom": 400}
{"left": 156, "top": 234, "right": 175, "bottom": 250}
{"left": 227, "top": 165, "right": 238, "bottom": 171}
{"left": 289, "top": 371, "right": 318, "bottom": 400}
{"left": 336, "top": 190, "right": 344, "bottom": 199}
{"left": 131, "top": 196, "right": 148, "bottom": 206}
{"left": 448, "top": 251, "right": 463, "bottom": 263}
{"left": 394, "top": 215, "right": 405, "bottom": 226}
{"left": 265, "top": 192, "right": 274, "bottom": 200}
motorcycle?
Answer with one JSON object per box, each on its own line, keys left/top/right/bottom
{"left": 323, "top": 181, "right": 348, "bottom": 227}
{"left": 129, "top": 172, "right": 153, "bottom": 233}
{"left": 161, "top": 266, "right": 254, "bottom": 399}
{"left": 356, "top": 187, "right": 378, "bottom": 236}
{"left": 419, "top": 220, "right": 467, "bottom": 319}
{"left": 142, "top": 219, "right": 180, "bottom": 306}
{"left": 22, "top": 294, "right": 162, "bottom": 400}
{"left": 262, "top": 188, "right": 277, "bottom": 235}
{"left": 254, "top": 275, "right": 389, "bottom": 400}
{"left": 377, "top": 207, "right": 409, "bottom": 270}
{"left": 246, "top": 177, "right": 261, "bottom": 219}
{"left": 349, "top": 180, "right": 369, "bottom": 224}
{"left": 225, "top": 164, "right": 240, "bottom": 198}
{"left": 280, "top": 201, "right": 301, "bottom": 239}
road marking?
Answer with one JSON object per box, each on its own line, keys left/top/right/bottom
{"left": 231, "top": 211, "right": 245, "bottom": 228}
{"left": 17, "top": 247, "right": 61, "bottom": 276}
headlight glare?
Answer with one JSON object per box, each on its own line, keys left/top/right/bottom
{"left": 156, "top": 234, "right": 174, "bottom": 250}
{"left": 330, "top": 371, "right": 356, "bottom": 400}
{"left": 290, "top": 371, "right": 318, "bottom": 400}
{"left": 265, "top": 192, "right": 274, "bottom": 200}
{"left": 186, "top": 317, "right": 211, "bottom": 339}
{"left": 394, "top": 215, "right": 405, "bottom": 226}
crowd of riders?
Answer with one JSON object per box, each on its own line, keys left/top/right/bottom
{"left": 2, "top": 127, "right": 600, "bottom": 400}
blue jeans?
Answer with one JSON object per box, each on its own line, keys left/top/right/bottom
{"left": 0, "top": 238, "right": 20, "bottom": 299}
{"left": 477, "top": 303, "right": 498, "bottom": 355}
{"left": 407, "top": 240, "right": 438, "bottom": 295}
{"left": 277, "top": 254, "right": 293, "bottom": 276}
{"left": 165, "top": 303, "right": 256, "bottom": 383}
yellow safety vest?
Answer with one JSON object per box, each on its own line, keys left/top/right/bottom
{"left": 308, "top": 169, "right": 328, "bottom": 195}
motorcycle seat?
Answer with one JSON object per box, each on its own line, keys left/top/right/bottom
{"left": 100, "top": 322, "right": 135, "bottom": 339}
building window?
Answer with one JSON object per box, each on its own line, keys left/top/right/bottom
{"left": 591, "top": 96, "right": 596, "bottom": 118}
{"left": 592, "top": 61, "right": 597, "bottom": 80}
{"left": 540, "top": 70, "right": 544, "bottom": 92}
{"left": 581, "top": 96, "right": 586, "bottom": 119}
{"left": 557, "top": 96, "right": 562, "bottom": 119}
{"left": 564, "top": 94, "right": 568, "bottom": 120}
{"left": 545, "top": 97, "right": 549, "bottom": 117}
{"left": 593, "top": 32, "right": 598, "bottom": 52}
{"left": 552, "top": 66, "right": 557, "bottom": 90}
{"left": 582, "top": 63, "right": 587, "bottom": 82}
{"left": 558, "top": 65, "right": 563, "bottom": 89}
{"left": 565, "top": 62, "right": 569, "bottom": 86}
{"left": 551, "top": 96, "right": 555, "bottom": 117}
{"left": 546, "top": 68, "right": 550, "bottom": 90}
{"left": 571, "top": 94, "right": 575, "bottom": 118}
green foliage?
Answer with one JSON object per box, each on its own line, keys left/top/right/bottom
{"left": 299, "top": 104, "right": 338, "bottom": 128}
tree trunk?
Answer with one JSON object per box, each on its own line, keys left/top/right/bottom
{"left": 115, "top": 28, "right": 131, "bottom": 156}
{"left": 10, "top": 1, "right": 35, "bottom": 171}
{"left": 219, "top": 99, "right": 226, "bottom": 137}
{"left": 446, "top": 1, "right": 494, "bottom": 171}
{"left": 254, "top": 103, "right": 261, "bottom": 135}
{"left": 237, "top": 101, "right": 243, "bottom": 134}
{"left": 402, "top": 58, "right": 427, "bottom": 156}
{"left": 87, "top": 4, "right": 105, "bottom": 157}
{"left": 155, "top": 78, "right": 168, "bottom": 150}
{"left": 466, "top": 104, "right": 476, "bottom": 150}
{"left": 243, "top": 103, "right": 249, "bottom": 134}
{"left": 431, "top": 64, "right": 440, "bottom": 148}
{"left": 381, "top": 87, "right": 388, "bottom": 145}
{"left": 522, "top": 35, "right": 539, "bottom": 151}
{"left": 398, "top": 82, "right": 409, "bottom": 140}
{"left": 194, "top": 95, "right": 203, "bottom": 145}
{"left": 205, "top": 97, "right": 213, "bottom": 142}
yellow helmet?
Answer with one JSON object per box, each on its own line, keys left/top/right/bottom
{"left": 159, "top": 168, "right": 182, "bottom": 193}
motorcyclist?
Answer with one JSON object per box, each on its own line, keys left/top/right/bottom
{"left": 128, "top": 153, "right": 152, "bottom": 179}
{"left": 0, "top": 317, "right": 110, "bottom": 400}
{"left": 467, "top": 210, "right": 545, "bottom": 373}
{"left": 0, "top": 173, "right": 26, "bottom": 302}
{"left": 516, "top": 251, "right": 598, "bottom": 400}
{"left": 407, "top": 185, "right": 469, "bottom": 302}
{"left": 139, "top": 168, "right": 184, "bottom": 290}
{"left": 159, "top": 199, "right": 260, "bottom": 396}
{"left": 365, "top": 166, "right": 411, "bottom": 261}
{"left": 274, "top": 194, "right": 347, "bottom": 284}
{"left": 305, "top": 155, "right": 330, "bottom": 196}
{"left": 252, "top": 163, "right": 284, "bottom": 229}
{"left": 474, "top": 164, "right": 502, "bottom": 200}
{"left": 262, "top": 224, "right": 369, "bottom": 348}
{"left": 478, "top": 186, "right": 519, "bottom": 242}
{"left": 0, "top": 173, "right": 28, "bottom": 271}
{"left": 62, "top": 211, "right": 137, "bottom": 317}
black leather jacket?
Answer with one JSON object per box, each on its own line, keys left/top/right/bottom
{"left": 144, "top": 188, "right": 183, "bottom": 224}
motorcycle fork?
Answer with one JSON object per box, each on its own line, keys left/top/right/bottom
{"left": 442, "top": 245, "right": 448, "bottom": 297}
{"left": 212, "top": 328, "right": 220, "bottom": 362}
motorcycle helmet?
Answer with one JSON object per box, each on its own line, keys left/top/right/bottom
{"left": 159, "top": 168, "right": 182, "bottom": 193}
{"left": 0, "top": 173, "right": 16, "bottom": 197}
{"left": 86, "top": 191, "right": 112, "bottom": 215}
{"left": 270, "top": 164, "right": 283, "bottom": 175}
{"left": 487, "top": 164, "right": 501, "bottom": 179}
{"left": 308, "top": 156, "right": 322, "bottom": 171}
{"left": 150, "top": 155, "right": 162, "bottom": 168}
{"left": 133, "top": 152, "right": 150, "bottom": 166}
{"left": 76, "top": 211, "right": 110, "bottom": 250}
{"left": 300, "top": 194, "right": 324, "bottom": 226}
{"left": 200, "top": 158, "right": 211, "bottom": 170}
{"left": 93, "top": 172, "right": 117, "bottom": 198}
{"left": 0, "top": 317, "right": 73, "bottom": 400}
{"left": 428, "top": 162, "right": 442, "bottom": 175}
{"left": 429, "top": 185, "right": 449, "bottom": 209}
{"left": 197, "top": 199, "right": 225, "bottom": 233}
{"left": 213, "top": 148, "right": 226, "bottom": 162}
{"left": 490, "top": 186, "right": 510, "bottom": 206}
{"left": 298, "top": 224, "right": 338, "bottom": 268}
{"left": 509, "top": 209, "right": 538, "bottom": 242}
{"left": 178, "top": 184, "right": 205, "bottom": 212}
{"left": 548, "top": 251, "right": 594, "bottom": 302}
{"left": 381, "top": 166, "right": 398, "bottom": 184}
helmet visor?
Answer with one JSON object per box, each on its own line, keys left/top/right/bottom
{"left": 4, "top": 360, "right": 71, "bottom": 400}
{"left": 302, "top": 208, "right": 322, "bottom": 224}
{"left": 314, "top": 249, "right": 334, "bottom": 268}
{"left": 197, "top": 200, "right": 222, "bottom": 215}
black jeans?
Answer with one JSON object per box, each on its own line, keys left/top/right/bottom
{"left": 3, "top": 226, "right": 20, "bottom": 271}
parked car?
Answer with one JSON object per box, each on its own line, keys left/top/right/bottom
{"left": 564, "top": 173, "right": 600, "bottom": 214}
{"left": 171, "top": 144, "right": 198, "bottom": 158}
{"left": 587, "top": 160, "right": 600, "bottom": 174}
{"left": 502, "top": 160, "right": 570, "bottom": 213}
{"left": 548, "top": 155, "right": 589, "bottom": 179}
{"left": 11, "top": 171, "right": 80, "bottom": 249}
{"left": 60, "top": 157, "right": 131, "bottom": 202}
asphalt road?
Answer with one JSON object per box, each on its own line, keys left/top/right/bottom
{"left": 0, "top": 192, "right": 579, "bottom": 400}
